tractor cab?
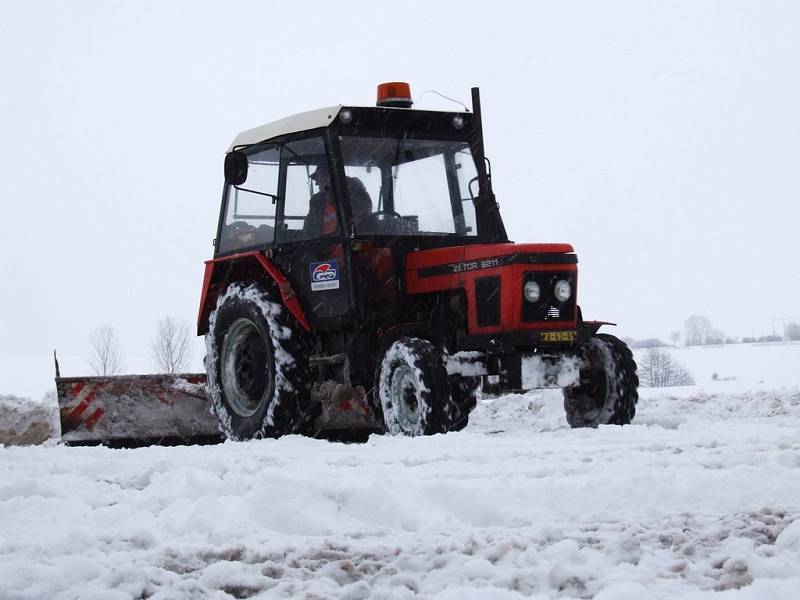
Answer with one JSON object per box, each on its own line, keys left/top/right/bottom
{"left": 218, "top": 83, "right": 505, "bottom": 254}
{"left": 214, "top": 84, "right": 508, "bottom": 333}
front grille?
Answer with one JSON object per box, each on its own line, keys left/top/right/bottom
{"left": 475, "top": 276, "right": 501, "bottom": 326}
{"left": 521, "top": 271, "right": 576, "bottom": 322}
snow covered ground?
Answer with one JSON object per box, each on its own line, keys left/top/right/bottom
{"left": 1, "top": 344, "right": 799, "bottom": 599}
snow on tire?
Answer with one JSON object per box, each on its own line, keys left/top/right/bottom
{"left": 563, "top": 333, "right": 639, "bottom": 427}
{"left": 205, "top": 281, "right": 314, "bottom": 440}
{"left": 377, "top": 337, "right": 455, "bottom": 436}
{"left": 449, "top": 375, "right": 481, "bottom": 432}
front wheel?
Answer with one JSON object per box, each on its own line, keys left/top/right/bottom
{"left": 449, "top": 375, "right": 481, "bottom": 431}
{"left": 563, "top": 333, "right": 639, "bottom": 427}
{"left": 377, "top": 337, "right": 455, "bottom": 436}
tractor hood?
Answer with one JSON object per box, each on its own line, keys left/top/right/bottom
{"left": 404, "top": 242, "right": 579, "bottom": 336}
{"left": 405, "top": 243, "right": 576, "bottom": 281}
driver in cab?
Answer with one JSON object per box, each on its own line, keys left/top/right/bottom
{"left": 304, "top": 164, "right": 338, "bottom": 237}
{"left": 304, "top": 164, "right": 372, "bottom": 237}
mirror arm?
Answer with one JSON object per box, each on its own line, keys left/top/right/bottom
{"left": 233, "top": 186, "right": 278, "bottom": 204}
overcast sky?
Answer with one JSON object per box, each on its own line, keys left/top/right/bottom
{"left": 2, "top": 1, "right": 799, "bottom": 399}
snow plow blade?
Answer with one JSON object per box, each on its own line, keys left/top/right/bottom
{"left": 56, "top": 374, "right": 222, "bottom": 445}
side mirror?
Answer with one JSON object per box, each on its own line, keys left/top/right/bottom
{"left": 224, "top": 151, "right": 248, "bottom": 185}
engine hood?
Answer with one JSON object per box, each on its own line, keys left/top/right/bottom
{"left": 404, "top": 242, "right": 579, "bottom": 336}
{"left": 405, "top": 243, "right": 576, "bottom": 277}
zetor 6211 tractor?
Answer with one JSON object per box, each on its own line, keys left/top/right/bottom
{"left": 197, "top": 83, "right": 639, "bottom": 440}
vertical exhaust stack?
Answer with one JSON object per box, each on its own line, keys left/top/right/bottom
{"left": 471, "top": 87, "right": 487, "bottom": 181}
{"left": 469, "top": 86, "right": 508, "bottom": 243}
{"left": 376, "top": 82, "right": 413, "bottom": 108}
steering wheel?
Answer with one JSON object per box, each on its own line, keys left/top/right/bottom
{"left": 372, "top": 210, "right": 402, "bottom": 219}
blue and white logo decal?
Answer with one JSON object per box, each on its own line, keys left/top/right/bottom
{"left": 309, "top": 259, "right": 340, "bottom": 291}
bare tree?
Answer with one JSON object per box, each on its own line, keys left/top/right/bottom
{"left": 151, "top": 316, "right": 193, "bottom": 374}
{"left": 705, "top": 328, "right": 725, "bottom": 345}
{"left": 684, "top": 315, "right": 713, "bottom": 346}
{"left": 88, "top": 325, "right": 125, "bottom": 376}
{"left": 639, "top": 348, "right": 694, "bottom": 387}
{"left": 786, "top": 322, "right": 800, "bottom": 341}
{"left": 669, "top": 331, "right": 681, "bottom": 346}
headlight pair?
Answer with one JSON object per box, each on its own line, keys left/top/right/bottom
{"left": 523, "top": 279, "right": 572, "bottom": 303}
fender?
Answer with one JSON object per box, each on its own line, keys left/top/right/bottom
{"left": 197, "top": 251, "right": 311, "bottom": 335}
{"left": 581, "top": 320, "right": 616, "bottom": 336}
{"left": 576, "top": 306, "right": 616, "bottom": 337}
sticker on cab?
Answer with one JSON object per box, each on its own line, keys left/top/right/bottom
{"left": 310, "top": 260, "right": 340, "bottom": 291}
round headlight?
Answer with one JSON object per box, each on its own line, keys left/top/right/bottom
{"left": 452, "top": 115, "right": 465, "bottom": 130}
{"left": 554, "top": 280, "right": 572, "bottom": 302}
{"left": 339, "top": 109, "right": 353, "bottom": 124}
{"left": 523, "top": 281, "right": 541, "bottom": 303}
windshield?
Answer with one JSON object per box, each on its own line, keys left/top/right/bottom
{"left": 339, "top": 136, "right": 478, "bottom": 236}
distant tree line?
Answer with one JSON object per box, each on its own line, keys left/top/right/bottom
{"left": 623, "top": 315, "right": 800, "bottom": 349}
{"left": 622, "top": 314, "right": 800, "bottom": 388}
{"left": 87, "top": 317, "right": 193, "bottom": 376}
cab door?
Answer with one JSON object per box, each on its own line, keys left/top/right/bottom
{"left": 268, "top": 135, "right": 354, "bottom": 329}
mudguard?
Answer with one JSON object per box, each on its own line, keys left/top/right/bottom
{"left": 197, "top": 251, "right": 310, "bottom": 335}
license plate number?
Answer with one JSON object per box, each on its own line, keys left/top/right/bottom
{"left": 540, "top": 331, "right": 576, "bottom": 343}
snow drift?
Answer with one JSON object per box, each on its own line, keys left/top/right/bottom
{"left": 0, "top": 394, "right": 58, "bottom": 446}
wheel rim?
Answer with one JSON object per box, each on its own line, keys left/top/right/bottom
{"left": 390, "top": 364, "right": 420, "bottom": 432}
{"left": 221, "top": 317, "right": 270, "bottom": 418}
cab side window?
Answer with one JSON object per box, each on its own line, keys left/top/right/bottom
{"left": 218, "top": 145, "right": 279, "bottom": 254}
{"left": 277, "top": 136, "right": 337, "bottom": 243}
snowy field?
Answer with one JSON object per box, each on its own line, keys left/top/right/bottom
{"left": 1, "top": 343, "right": 799, "bottom": 599}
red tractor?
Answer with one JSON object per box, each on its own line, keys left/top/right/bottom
{"left": 196, "top": 83, "right": 639, "bottom": 440}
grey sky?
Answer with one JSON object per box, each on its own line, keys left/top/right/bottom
{"left": 2, "top": 1, "right": 799, "bottom": 398}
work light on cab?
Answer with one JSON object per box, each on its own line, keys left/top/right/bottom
{"left": 339, "top": 109, "right": 353, "bottom": 124}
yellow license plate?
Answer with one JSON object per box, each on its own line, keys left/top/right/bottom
{"left": 540, "top": 331, "right": 576, "bottom": 343}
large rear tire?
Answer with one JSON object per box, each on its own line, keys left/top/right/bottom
{"left": 563, "top": 333, "right": 638, "bottom": 427}
{"left": 205, "top": 281, "right": 314, "bottom": 440}
{"left": 377, "top": 337, "right": 455, "bottom": 436}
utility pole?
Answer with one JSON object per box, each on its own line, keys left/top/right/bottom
{"left": 771, "top": 317, "right": 788, "bottom": 340}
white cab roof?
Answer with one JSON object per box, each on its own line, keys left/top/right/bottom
{"left": 227, "top": 105, "right": 343, "bottom": 151}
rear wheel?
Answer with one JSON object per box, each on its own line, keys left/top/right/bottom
{"left": 563, "top": 333, "right": 638, "bottom": 427}
{"left": 377, "top": 337, "right": 455, "bottom": 436}
{"left": 205, "top": 281, "right": 315, "bottom": 440}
